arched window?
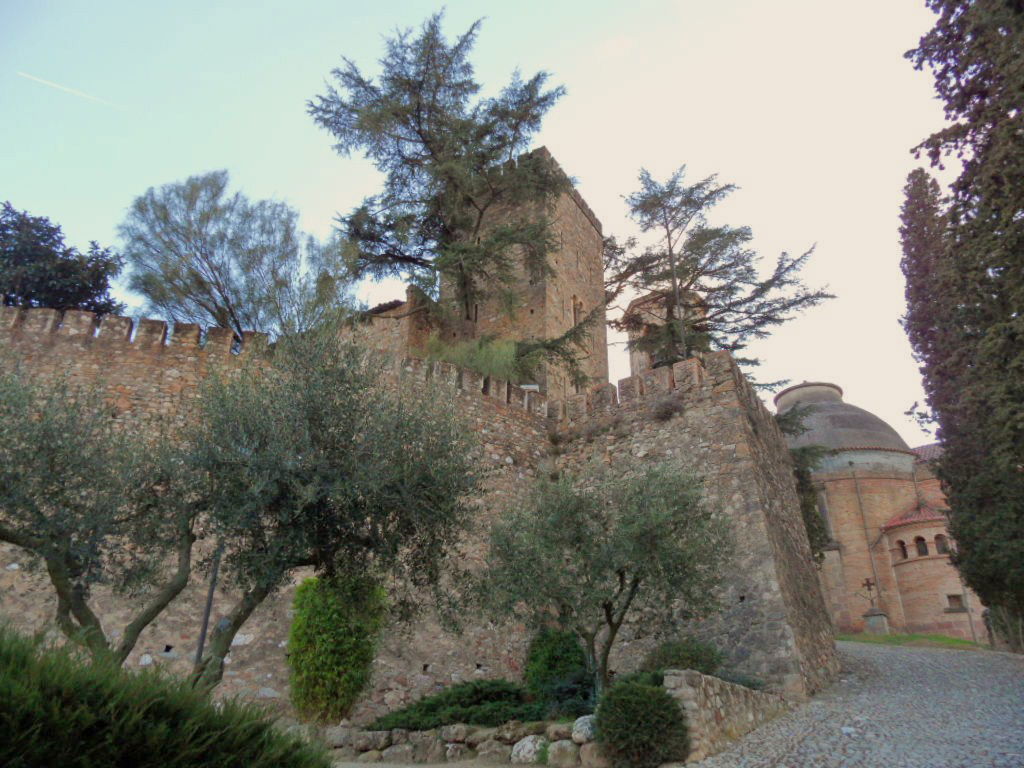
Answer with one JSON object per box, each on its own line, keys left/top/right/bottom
{"left": 915, "top": 536, "right": 929, "bottom": 557}
{"left": 897, "top": 540, "right": 908, "bottom": 560}
{"left": 935, "top": 534, "right": 949, "bottom": 555}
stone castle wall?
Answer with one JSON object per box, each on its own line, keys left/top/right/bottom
{"left": 553, "top": 355, "right": 838, "bottom": 698}
{"left": 0, "top": 306, "right": 835, "bottom": 720}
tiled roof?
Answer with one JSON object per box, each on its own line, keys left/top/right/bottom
{"left": 912, "top": 443, "right": 943, "bottom": 462}
{"left": 882, "top": 503, "right": 948, "bottom": 532}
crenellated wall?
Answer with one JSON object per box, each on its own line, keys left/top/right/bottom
{"left": 0, "top": 306, "right": 835, "bottom": 720}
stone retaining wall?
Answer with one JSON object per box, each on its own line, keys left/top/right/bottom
{"left": 664, "top": 669, "right": 791, "bottom": 763}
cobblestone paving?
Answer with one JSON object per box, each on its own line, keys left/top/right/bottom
{"left": 700, "top": 641, "right": 1024, "bottom": 768}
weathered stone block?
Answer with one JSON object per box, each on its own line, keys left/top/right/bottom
{"left": 547, "top": 739, "right": 580, "bottom": 767}
{"left": 571, "top": 715, "right": 596, "bottom": 745}
{"left": 510, "top": 735, "right": 548, "bottom": 764}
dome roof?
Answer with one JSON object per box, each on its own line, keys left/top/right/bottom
{"left": 773, "top": 382, "right": 913, "bottom": 454}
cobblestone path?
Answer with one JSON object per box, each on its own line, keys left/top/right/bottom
{"left": 700, "top": 641, "right": 1024, "bottom": 768}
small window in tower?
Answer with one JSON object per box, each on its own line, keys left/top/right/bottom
{"left": 935, "top": 534, "right": 950, "bottom": 554}
{"left": 473, "top": 304, "right": 479, "bottom": 323}
{"left": 915, "top": 536, "right": 929, "bottom": 557}
{"left": 897, "top": 540, "right": 908, "bottom": 560}
{"left": 946, "top": 594, "right": 965, "bottom": 611}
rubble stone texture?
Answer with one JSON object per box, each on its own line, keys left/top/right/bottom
{"left": 0, "top": 301, "right": 837, "bottom": 717}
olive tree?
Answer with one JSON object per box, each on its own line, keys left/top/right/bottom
{"left": 0, "top": 367, "right": 196, "bottom": 663}
{"left": 477, "top": 461, "right": 730, "bottom": 696}
{"left": 188, "top": 324, "right": 476, "bottom": 690}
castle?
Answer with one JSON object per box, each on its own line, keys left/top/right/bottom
{"left": 0, "top": 154, "right": 839, "bottom": 719}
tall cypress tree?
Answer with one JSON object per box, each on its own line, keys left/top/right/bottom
{"left": 905, "top": 1, "right": 1024, "bottom": 646}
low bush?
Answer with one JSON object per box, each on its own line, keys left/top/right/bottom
{"left": 613, "top": 669, "right": 664, "bottom": 688}
{"left": 524, "top": 629, "right": 594, "bottom": 716}
{"left": 595, "top": 682, "right": 688, "bottom": 768}
{"left": 288, "top": 575, "right": 386, "bottom": 722}
{"left": 0, "top": 625, "right": 329, "bottom": 768}
{"left": 715, "top": 670, "right": 766, "bottom": 690}
{"left": 640, "top": 637, "right": 723, "bottom": 676}
{"left": 368, "top": 679, "right": 546, "bottom": 730}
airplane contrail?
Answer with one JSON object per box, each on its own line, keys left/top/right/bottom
{"left": 16, "top": 71, "right": 121, "bottom": 108}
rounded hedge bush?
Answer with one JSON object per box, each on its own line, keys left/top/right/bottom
{"left": 0, "top": 625, "right": 329, "bottom": 768}
{"left": 524, "top": 628, "right": 594, "bottom": 715}
{"left": 287, "top": 575, "right": 386, "bottom": 722}
{"left": 596, "top": 682, "right": 689, "bottom": 768}
{"left": 640, "top": 637, "right": 723, "bottom": 676}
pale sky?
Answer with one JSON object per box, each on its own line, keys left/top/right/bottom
{"left": 1, "top": 0, "right": 945, "bottom": 446}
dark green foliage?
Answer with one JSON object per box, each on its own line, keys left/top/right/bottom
{"left": 120, "top": 170, "right": 350, "bottom": 339}
{"left": 1, "top": 201, "right": 123, "bottom": 314}
{"left": 715, "top": 671, "right": 766, "bottom": 690}
{"left": 368, "top": 680, "right": 545, "bottom": 730}
{"left": 613, "top": 670, "right": 664, "bottom": 688}
{"left": 905, "top": 3, "right": 1024, "bottom": 641}
{"left": 605, "top": 169, "right": 831, "bottom": 385}
{"left": 524, "top": 629, "right": 595, "bottom": 716}
{"left": 639, "top": 638, "right": 723, "bottom": 676}
{"left": 595, "top": 682, "right": 688, "bottom": 768}
{"left": 0, "top": 367, "right": 196, "bottom": 664}
{"left": 477, "top": 462, "right": 730, "bottom": 697}
{"left": 0, "top": 625, "right": 330, "bottom": 768}
{"left": 188, "top": 323, "right": 476, "bottom": 689}
{"left": 288, "top": 576, "right": 386, "bottom": 722}
{"left": 308, "top": 13, "right": 564, "bottom": 315}
{"left": 308, "top": 13, "right": 594, "bottom": 386}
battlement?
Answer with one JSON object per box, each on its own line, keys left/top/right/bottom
{"left": 0, "top": 306, "right": 268, "bottom": 357}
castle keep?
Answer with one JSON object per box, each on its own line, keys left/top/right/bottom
{"left": 0, "top": 158, "right": 837, "bottom": 719}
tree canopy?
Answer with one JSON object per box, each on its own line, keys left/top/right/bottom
{"left": 476, "top": 461, "right": 729, "bottom": 695}
{"left": 119, "top": 170, "right": 350, "bottom": 339}
{"left": 605, "top": 167, "right": 832, "bottom": 384}
{"left": 0, "top": 367, "right": 195, "bottom": 664}
{"left": 308, "top": 12, "right": 568, "bottom": 323}
{"left": 1, "top": 202, "right": 123, "bottom": 314}
{"left": 904, "top": 1, "right": 1024, "bottom": 644}
{"left": 188, "top": 323, "right": 476, "bottom": 689}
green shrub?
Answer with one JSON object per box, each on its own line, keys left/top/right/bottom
{"left": 424, "top": 334, "right": 523, "bottom": 382}
{"left": 524, "top": 628, "right": 594, "bottom": 716}
{"left": 595, "top": 682, "right": 688, "bottom": 768}
{"left": 288, "top": 575, "right": 386, "bottom": 722}
{"left": 640, "top": 637, "right": 723, "bottom": 676}
{"left": 613, "top": 669, "right": 664, "bottom": 688}
{"left": 715, "top": 670, "right": 766, "bottom": 690}
{"left": 0, "top": 625, "right": 329, "bottom": 768}
{"left": 369, "top": 679, "right": 546, "bottom": 730}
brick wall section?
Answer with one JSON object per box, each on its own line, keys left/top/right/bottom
{"left": 663, "top": 669, "right": 791, "bottom": 763}
{"left": 554, "top": 352, "right": 838, "bottom": 698}
{"left": 0, "top": 307, "right": 835, "bottom": 719}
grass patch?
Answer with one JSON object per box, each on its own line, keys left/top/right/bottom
{"left": 837, "top": 632, "right": 984, "bottom": 650}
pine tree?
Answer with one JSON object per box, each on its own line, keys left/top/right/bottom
{"left": 606, "top": 167, "right": 832, "bottom": 385}
{"left": 308, "top": 13, "right": 568, "bottom": 323}
{"left": 905, "top": 0, "right": 1024, "bottom": 644}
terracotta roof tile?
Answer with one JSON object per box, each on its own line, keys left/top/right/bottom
{"left": 882, "top": 503, "right": 947, "bottom": 532}
{"left": 912, "top": 443, "right": 943, "bottom": 462}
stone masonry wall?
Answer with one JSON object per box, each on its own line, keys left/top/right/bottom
{"left": 552, "top": 353, "right": 838, "bottom": 698}
{"left": 0, "top": 306, "right": 835, "bottom": 721}
{"left": 664, "top": 669, "right": 791, "bottom": 763}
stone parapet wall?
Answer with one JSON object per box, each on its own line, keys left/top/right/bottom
{"left": 664, "top": 669, "right": 790, "bottom": 763}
